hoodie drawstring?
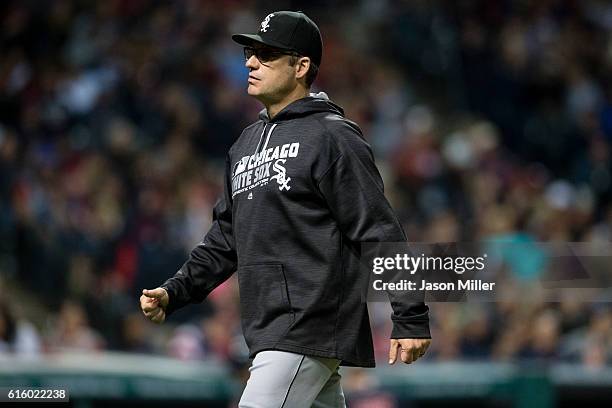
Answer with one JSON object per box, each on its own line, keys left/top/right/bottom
{"left": 254, "top": 123, "right": 267, "bottom": 154}
{"left": 261, "top": 124, "right": 277, "bottom": 152}
{"left": 255, "top": 123, "right": 277, "bottom": 154}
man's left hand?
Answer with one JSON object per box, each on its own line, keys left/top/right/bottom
{"left": 388, "top": 338, "right": 431, "bottom": 365}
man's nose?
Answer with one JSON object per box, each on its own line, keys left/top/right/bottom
{"left": 245, "top": 55, "right": 259, "bottom": 69}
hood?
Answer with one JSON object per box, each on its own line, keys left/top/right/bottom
{"left": 258, "top": 92, "right": 344, "bottom": 123}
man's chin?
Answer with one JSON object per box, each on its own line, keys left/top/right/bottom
{"left": 247, "top": 85, "right": 260, "bottom": 97}
{"left": 247, "top": 87, "right": 270, "bottom": 104}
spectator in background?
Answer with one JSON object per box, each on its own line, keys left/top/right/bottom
{"left": 47, "top": 300, "right": 104, "bottom": 352}
{"left": 118, "top": 313, "right": 154, "bottom": 354}
{"left": 0, "top": 300, "right": 41, "bottom": 357}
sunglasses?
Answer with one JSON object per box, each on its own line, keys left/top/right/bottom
{"left": 243, "top": 46, "right": 300, "bottom": 63}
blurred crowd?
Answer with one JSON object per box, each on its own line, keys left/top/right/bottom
{"left": 1, "top": 0, "right": 611, "bottom": 396}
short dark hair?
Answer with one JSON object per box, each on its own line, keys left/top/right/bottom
{"left": 289, "top": 55, "right": 318, "bottom": 88}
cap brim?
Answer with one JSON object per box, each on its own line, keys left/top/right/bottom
{"left": 231, "top": 34, "right": 293, "bottom": 51}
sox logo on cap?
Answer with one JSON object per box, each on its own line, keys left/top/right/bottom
{"left": 260, "top": 13, "right": 274, "bottom": 32}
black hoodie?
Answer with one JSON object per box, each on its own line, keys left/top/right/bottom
{"left": 161, "top": 93, "right": 430, "bottom": 367}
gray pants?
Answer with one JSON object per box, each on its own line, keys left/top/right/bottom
{"left": 238, "top": 350, "right": 347, "bottom": 408}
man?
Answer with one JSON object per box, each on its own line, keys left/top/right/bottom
{"left": 141, "top": 10, "right": 431, "bottom": 407}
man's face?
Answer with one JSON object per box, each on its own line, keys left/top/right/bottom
{"left": 244, "top": 44, "right": 298, "bottom": 104}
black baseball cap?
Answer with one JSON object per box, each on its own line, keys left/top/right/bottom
{"left": 232, "top": 11, "right": 323, "bottom": 67}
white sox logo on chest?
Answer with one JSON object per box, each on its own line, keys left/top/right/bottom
{"left": 231, "top": 126, "right": 300, "bottom": 198}
{"left": 271, "top": 160, "right": 290, "bottom": 191}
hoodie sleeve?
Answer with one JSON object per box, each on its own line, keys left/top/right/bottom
{"left": 316, "top": 120, "right": 431, "bottom": 339}
{"left": 160, "top": 155, "right": 237, "bottom": 316}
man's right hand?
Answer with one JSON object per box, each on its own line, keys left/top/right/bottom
{"left": 140, "top": 287, "right": 169, "bottom": 324}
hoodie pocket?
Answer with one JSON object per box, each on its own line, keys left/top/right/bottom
{"left": 237, "top": 263, "right": 294, "bottom": 346}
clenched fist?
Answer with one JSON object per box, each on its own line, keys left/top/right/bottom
{"left": 140, "top": 287, "right": 169, "bottom": 324}
{"left": 388, "top": 338, "right": 431, "bottom": 365}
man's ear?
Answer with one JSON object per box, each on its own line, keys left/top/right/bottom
{"left": 295, "top": 57, "right": 311, "bottom": 80}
